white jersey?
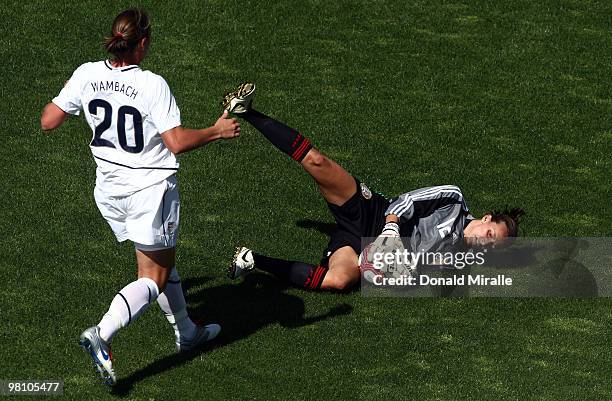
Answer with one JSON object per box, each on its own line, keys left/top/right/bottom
{"left": 53, "top": 60, "right": 181, "bottom": 197}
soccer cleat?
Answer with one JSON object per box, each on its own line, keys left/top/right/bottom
{"left": 222, "top": 82, "right": 256, "bottom": 114}
{"left": 228, "top": 246, "right": 255, "bottom": 280}
{"left": 78, "top": 326, "right": 116, "bottom": 386}
{"left": 177, "top": 324, "right": 221, "bottom": 352}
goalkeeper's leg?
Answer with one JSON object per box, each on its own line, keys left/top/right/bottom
{"left": 234, "top": 245, "right": 359, "bottom": 291}
{"left": 241, "top": 109, "right": 356, "bottom": 206}
{"left": 320, "top": 246, "right": 360, "bottom": 291}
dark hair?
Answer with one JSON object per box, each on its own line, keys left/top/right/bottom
{"left": 489, "top": 207, "right": 526, "bottom": 237}
{"left": 103, "top": 8, "right": 151, "bottom": 59}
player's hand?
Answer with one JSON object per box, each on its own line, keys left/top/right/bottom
{"left": 215, "top": 110, "right": 240, "bottom": 139}
{"left": 367, "top": 222, "right": 401, "bottom": 263}
{"left": 379, "top": 221, "right": 400, "bottom": 239}
{"left": 363, "top": 222, "right": 417, "bottom": 279}
{"left": 366, "top": 222, "right": 411, "bottom": 277}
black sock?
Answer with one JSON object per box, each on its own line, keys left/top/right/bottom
{"left": 252, "top": 252, "right": 327, "bottom": 290}
{"left": 242, "top": 109, "right": 313, "bottom": 162}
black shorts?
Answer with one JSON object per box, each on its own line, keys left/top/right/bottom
{"left": 320, "top": 178, "right": 389, "bottom": 266}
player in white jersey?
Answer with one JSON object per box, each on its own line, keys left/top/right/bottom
{"left": 40, "top": 8, "right": 240, "bottom": 385}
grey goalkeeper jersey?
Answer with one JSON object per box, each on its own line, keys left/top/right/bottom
{"left": 385, "top": 185, "right": 474, "bottom": 253}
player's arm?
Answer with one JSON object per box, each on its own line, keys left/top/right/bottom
{"left": 378, "top": 186, "right": 466, "bottom": 238}
{"left": 160, "top": 111, "right": 240, "bottom": 155}
{"left": 385, "top": 185, "right": 465, "bottom": 223}
{"left": 40, "top": 103, "right": 69, "bottom": 131}
{"left": 377, "top": 214, "right": 400, "bottom": 237}
{"left": 43, "top": 67, "right": 85, "bottom": 131}
{"left": 385, "top": 214, "right": 399, "bottom": 224}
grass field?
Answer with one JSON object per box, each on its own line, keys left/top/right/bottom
{"left": 1, "top": 0, "right": 611, "bottom": 400}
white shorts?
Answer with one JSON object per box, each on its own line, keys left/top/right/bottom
{"left": 94, "top": 175, "right": 180, "bottom": 249}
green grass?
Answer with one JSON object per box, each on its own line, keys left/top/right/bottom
{"left": 1, "top": 0, "right": 611, "bottom": 400}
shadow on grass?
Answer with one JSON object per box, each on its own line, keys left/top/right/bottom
{"left": 111, "top": 273, "right": 352, "bottom": 397}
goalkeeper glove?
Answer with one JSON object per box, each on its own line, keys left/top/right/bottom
{"left": 379, "top": 222, "right": 400, "bottom": 238}
{"left": 366, "top": 222, "right": 417, "bottom": 278}
{"left": 367, "top": 222, "right": 402, "bottom": 262}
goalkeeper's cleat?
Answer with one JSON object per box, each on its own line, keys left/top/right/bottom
{"left": 228, "top": 246, "right": 255, "bottom": 279}
{"left": 177, "top": 324, "right": 221, "bottom": 352}
{"left": 78, "top": 326, "right": 116, "bottom": 386}
{"left": 222, "top": 83, "right": 256, "bottom": 114}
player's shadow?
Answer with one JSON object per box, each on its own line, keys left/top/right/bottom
{"left": 111, "top": 273, "right": 352, "bottom": 397}
{"left": 430, "top": 238, "right": 598, "bottom": 297}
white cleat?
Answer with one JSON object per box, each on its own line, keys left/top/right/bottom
{"left": 177, "top": 324, "right": 221, "bottom": 352}
{"left": 222, "top": 83, "right": 256, "bottom": 114}
{"left": 78, "top": 326, "right": 116, "bottom": 386}
{"left": 229, "top": 247, "right": 255, "bottom": 280}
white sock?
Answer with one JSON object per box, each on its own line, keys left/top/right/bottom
{"left": 156, "top": 267, "right": 197, "bottom": 340}
{"left": 98, "top": 277, "right": 159, "bottom": 343}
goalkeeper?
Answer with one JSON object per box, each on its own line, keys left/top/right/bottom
{"left": 225, "top": 83, "right": 524, "bottom": 291}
